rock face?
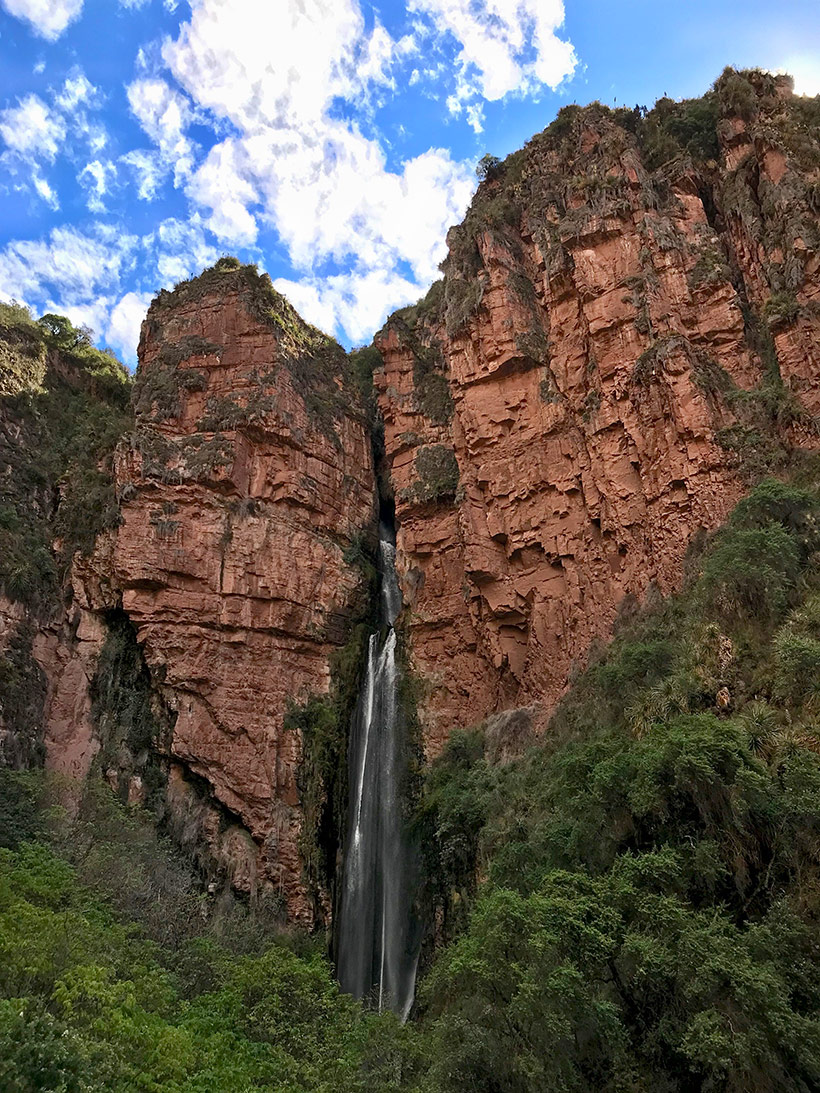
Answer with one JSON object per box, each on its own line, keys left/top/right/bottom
{"left": 376, "top": 71, "right": 820, "bottom": 756}
{"left": 3, "top": 70, "right": 818, "bottom": 931}
{"left": 112, "top": 263, "right": 376, "bottom": 924}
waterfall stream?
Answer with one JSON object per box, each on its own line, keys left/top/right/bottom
{"left": 337, "top": 522, "right": 419, "bottom": 1019}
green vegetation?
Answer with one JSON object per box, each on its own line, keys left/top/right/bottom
{"left": 90, "top": 611, "right": 170, "bottom": 810}
{"left": 0, "top": 621, "right": 47, "bottom": 768}
{"left": 0, "top": 771, "right": 423, "bottom": 1093}
{"left": 409, "top": 477, "right": 820, "bottom": 1091}
{"left": 383, "top": 306, "right": 454, "bottom": 424}
{"left": 0, "top": 306, "right": 131, "bottom": 614}
{"left": 763, "top": 290, "right": 801, "bottom": 327}
{"left": 0, "top": 307, "right": 131, "bottom": 766}
{"left": 7, "top": 478, "right": 820, "bottom": 1090}
{"left": 287, "top": 620, "right": 375, "bottom": 919}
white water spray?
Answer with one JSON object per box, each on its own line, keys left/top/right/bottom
{"left": 337, "top": 524, "right": 419, "bottom": 1019}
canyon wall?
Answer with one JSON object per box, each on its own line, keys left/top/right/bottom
{"left": 3, "top": 70, "right": 819, "bottom": 927}
{"left": 376, "top": 71, "right": 820, "bottom": 755}
{"left": 109, "top": 263, "right": 376, "bottom": 923}
{"left": 0, "top": 266, "right": 376, "bottom": 927}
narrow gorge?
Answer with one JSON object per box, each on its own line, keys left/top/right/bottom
{"left": 2, "top": 66, "right": 820, "bottom": 1091}
{"left": 337, "top": 514, "right": 420, "bottom": 1018}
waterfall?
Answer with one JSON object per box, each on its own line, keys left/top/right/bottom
{"left": 337, "top": 521, "right": 419, "bottom": 1019}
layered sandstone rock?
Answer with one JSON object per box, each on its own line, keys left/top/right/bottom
{"left": 113, "top": 263, "right": 376, "bottom": 923}
{"left": 377, "top": 71, "right": 820, "bottom": 756}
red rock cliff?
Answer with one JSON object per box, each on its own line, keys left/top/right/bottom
{"left": 376, "top": 70, "right": 820, "bottom": 756}
{"left": 113, "top": 263, "right": 375, "bottom": 924}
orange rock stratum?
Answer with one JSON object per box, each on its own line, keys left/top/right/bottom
{"left": 110, "top": 265, "right": 375, "bottom": 922}
{"left": 375, "top": 72, "right": 820, "bottom": 756}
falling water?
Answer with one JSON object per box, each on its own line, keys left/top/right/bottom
{"left": 337, "top": 521, "right": 419, "bottom": 1019}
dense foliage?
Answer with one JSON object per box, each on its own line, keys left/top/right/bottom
{"left": 0, "top": 771, "right": 424, "bottom": 1093}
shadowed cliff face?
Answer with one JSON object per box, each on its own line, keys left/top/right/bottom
{"left": 376, "top": 71, "right": 820, "bottom": 757}
{"left": 109, "top": 263, "right": 376, "bottom": 924}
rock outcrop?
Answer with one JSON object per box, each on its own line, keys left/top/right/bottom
{"left": 112, "top": 262, "right": 376, "bottom": 923}
{"left": 376, "top": 70, "right": 820, "bottom": 756}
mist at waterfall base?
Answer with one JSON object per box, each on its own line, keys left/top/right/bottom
{"left": 337, "top": 524, "right": 421, "bottom": 1019}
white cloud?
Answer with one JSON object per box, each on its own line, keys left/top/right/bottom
{"left": 0, "top": 0, "right": 578, "bottom": 351}
{"left": 79, "top": 159, "right": 117, "bottom": 212}
{"left": 0, "top": 224, "right": 138, "bottom": 311}
{"left": 106, "top": 290, "right": 152, "bottom": 359}
{"left": 120, "top": 149, "right": 166, "bottom": 201}
{"left": 126, "top": 77, "right": 197, "bottom": 184}
{"left": 1, "top": 0, "right": 83, "bottom": 41}
{"left": 155, "top": 0, "right": 475, "bottom": 339}
{"left": 32, "top": 174, "right": 59, "bottom": 209}
{"left": 153, "top": 214, "right": 218, "bottom": 284}
{"left": 185, "top": 140, "right": 259, "bottom": 246}
{"left": 55, "top": 71, "right": 97, "bottom": 111}
{"left": 409, "top": 0, "right": 576, "bottom": 103}
{"left": 465, "top": 102, "right": 485, "bottom": 134}
{"left": 0, "top": 94, "right": 64, "bottom": 161}
{"left": 779, "top": 55, "right": 820, "bottom": 97}
{"left": 275, "top": 267, "right": 426, "bottom": 345}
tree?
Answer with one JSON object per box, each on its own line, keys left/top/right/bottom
{"left": 476, "top": 154, "right": 502, "bottom": 182}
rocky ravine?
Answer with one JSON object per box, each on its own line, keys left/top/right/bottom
{"left": 376, "top": 70, "right": 820, "bottom": 756}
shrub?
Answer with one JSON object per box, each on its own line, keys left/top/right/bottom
{"left": 476, "top": 154, "right": 502, "bottom": 182}
{"left": 729, "top": 478, "right": 820, "bottom": 559}
{"left": 699, "top": 524, "right": 802, "bottom": 624}
{"left": 763, "top": 291, "right": 800, "bottom": 327}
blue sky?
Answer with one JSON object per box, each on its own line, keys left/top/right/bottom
{"left": 0, "top": 0, "right": 818, "bottom": 366}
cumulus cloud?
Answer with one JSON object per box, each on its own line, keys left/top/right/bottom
{"left": 0, "top": 0, "right": 579, "bottom": 350}
{"left": 1, "top": 0, "right": 83, "bottom": 41}
{"left": 153, "top": 0, "right": 475, "bottom": 338}
{"left": 0, "top": 224, "right": 138, "bottom": 313}
{"left": 152, "top": 214, "right": 218, "bottom": 284}
{"left": 409, "top": 0, "right": 576, "bottom": 103}
{"left": 55, "top": 71, "right": 97, "bottom": 111}
{"left": 78, "top": 159, "right": 117, "bottom": 212}
{"left": 106, "top": 290, "right": 152, "bottom": 359}
{"left": 0, "top": 94, "right": 64, "bottom": 161}
{"left": 275, "top": 267, "right": 426, "bottom": 345}
{"left": 120, "top": 149, "right": 166, "bottom": 201}
{"left": 185, "top": 140, "right": 259, "bottom": 246}
{"left": 32, "top": 174, "right": 59, "bottom": 209}
{"left": 126, "top": 77, "right": 197, "bottom": 184}
{"left": 780, "top": 55, "right": 820, "bottom": 97}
